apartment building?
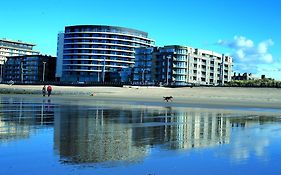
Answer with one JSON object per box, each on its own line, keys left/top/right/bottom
{"left": 57, "top": 25, "right": 155, "bottom": 83}
{"left": 0, "top": 38, "right": 39, "bottom": 65}
{"left": 0, "top": 38, "right": 39, "bottom": 81}
{"left": 133, "top": 45, "right": 232, "bottom": 86}
{"left": 3, "top": 55, "right": 56, "bottom": 83}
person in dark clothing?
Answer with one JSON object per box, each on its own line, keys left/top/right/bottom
{"left": 42, "top": 85, "right": 46, "bottom": 97}
{"left": 47, "top": 85, "right": 52, "bottom": 97}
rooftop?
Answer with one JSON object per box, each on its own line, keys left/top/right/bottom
{"left": 0, "top": 38, "right": 36, "bottom": 46}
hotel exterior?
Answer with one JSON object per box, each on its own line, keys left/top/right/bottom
{"left": 133, "top": 45, "right": 232, "bottom": 86}
{"left": 57, "top": 25, "right": 155, "bottom": 82}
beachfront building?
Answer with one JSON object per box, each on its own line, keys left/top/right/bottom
{"left": 0, "top": 38, "right": 39, "bottom": 81}
{"left": 57, "top": 25, "right": 155, "bottom": 83}
{"left": 133, "top": 47, "right": 156, "bottom": 85}
{"left": 3, "top": 55, "right": 56, "bottom": 83}
{"left": 133, "top": 45, "right": 232, "bottom": 86}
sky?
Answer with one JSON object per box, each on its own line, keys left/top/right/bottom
{"left": 1, "top": 0, "right": 280, "bottom": 80}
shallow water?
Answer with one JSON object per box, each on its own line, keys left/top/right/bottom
{"left": 0, "top": 95, "right": 281, "bottom": 175}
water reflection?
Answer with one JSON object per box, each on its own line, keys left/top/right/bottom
{"left": 54, "top": 105, "right": 149, "bottom": 164}
{"left": 53, "top": 105, "right": 280, "bottom": 164}
{"left": 1, "top": 96, "right": 281, "bottom": 166}
{"left": 0, "top": 97, "right": 55, "bottom": 142}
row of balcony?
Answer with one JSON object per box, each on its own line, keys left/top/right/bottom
{"left": 64, "top": 47, "right": 134, "bottom": 53}
{"left": 64, "top": 42, "right": 141, "bottom": 48}
{"left": 64, "top": 38, "right": 153, "bottom": 48}
{"left": 65, "top": 31, "right": 154, "bottom": 42}
{"left": 63, "top": 53, "right": 134, "bottom": 59}
{"left": 64, "top": 36, "right": 152, "bottom": 46}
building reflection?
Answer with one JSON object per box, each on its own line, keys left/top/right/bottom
{"left": 131, "top": 108, "right": 231, "bottom": 150}
{"left": 54, "top": 105, "right": 149, "bottom": 164}
{"left": 0, "top": 97, "right": 55, "bottom": 142}
{"left": 1, "top": 96, "right": 280, "bottom": 164}
{"left": 54, "top": 106, "right": 233, "bottom": 164}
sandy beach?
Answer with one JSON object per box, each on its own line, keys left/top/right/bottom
{"left": 0, "top": 84, "right": 281, "bottom": 110}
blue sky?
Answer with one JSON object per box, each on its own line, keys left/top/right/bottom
{"left": 1, "top": 0, "right": 280, "bottom": 79}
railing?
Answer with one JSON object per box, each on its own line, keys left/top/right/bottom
{"left": 1, "top": 81, "right": 129, "bottom": 87}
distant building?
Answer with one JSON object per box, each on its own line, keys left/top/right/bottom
{"left": 3, "top": 55, "right": 56, "bottom": 83}
{"left": 232, "top": 72, "right": 254, "bottom": 81}
{"left": 56, "top": 25, "right": 155, "bottom": 83}
{"left": 133, "top": 45, "right": 232, "bottom": 86}
{"left": 0, "top": 38, "right": 39, "bottom": 64}
{"left": 0, "top": 38, "right": 39, "bottom": 81}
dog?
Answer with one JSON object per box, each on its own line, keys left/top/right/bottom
{"left": 163, "top": 96, "right": 173, "bottom": 102}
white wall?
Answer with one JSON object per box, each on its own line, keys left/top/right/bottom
{"left": 56, "top": 33, "right": 64, "bottom": 78}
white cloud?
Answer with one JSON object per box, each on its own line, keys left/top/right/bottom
{"left": 263, "top": 54, "right": 273, "bottom": 63}
{"left": 217, "top": 35, "right": 274, "bottom": 64}
{"left": 258, "top": 39, "right": 274, "bottom": 54}
{"left": 234, "top": 36, "right": 254, "bottom": 48}
{"left": 216, "top": 36, "right": 281, "bottom": 80}
{"left": 236, "top": 49, "right": 245, "bottom": 59}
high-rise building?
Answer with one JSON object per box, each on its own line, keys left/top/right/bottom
{"left": 134, "top": 45, "right": 232, "bottom": 86}
{"left": 57, "top": 25, "right": 155, "bottom": 83}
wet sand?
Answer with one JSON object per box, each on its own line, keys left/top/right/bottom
{"left": 0, "top": 84, "right": 281, "bottom": 110}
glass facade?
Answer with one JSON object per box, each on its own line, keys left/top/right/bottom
{"left": 59, "top": 25, "right": 155, "bottom": 82}
{"left": 3, "top": 55, "right": 56, "bottom": 83}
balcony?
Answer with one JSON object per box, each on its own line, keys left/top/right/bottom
{"left": 173, "top": 64, "right": 186, "bottom": 68}
{"left": 174, "top": 58, "right": 186, "bottom": 62}
{"left": 172, "top": 77, "right": 186, "bottom": 82}
{"left": 173, "top": 70, "right": 186, "bottom": 75}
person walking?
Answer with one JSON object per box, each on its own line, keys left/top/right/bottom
{"left": 42, "top": 85, "right": 46, "bottom": 97}
{"left": 47, "top": 85, "right": 52, "bottom": 97}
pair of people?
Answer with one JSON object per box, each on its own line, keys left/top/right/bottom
{"left": 42, "top": 85, "right": 52, "bottom": 97}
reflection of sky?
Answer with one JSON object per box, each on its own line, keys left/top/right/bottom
{"left": 0, "top": 97, "right": 55, "bottom": 143}
{"left": 217, "top": 124, "right": 281, "bottom": 163}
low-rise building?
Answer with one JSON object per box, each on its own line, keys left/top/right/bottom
{"left": 232, "top": 72, "right": 255, "bottom": 81}
{"left": 0, "top": 38, "right": 39, "bottom": 81}
{"left": 3, "top": 55, "right": 56, "bottom": 83}
{"left": 133, "top": 45, "right": 232, "bottom": 86}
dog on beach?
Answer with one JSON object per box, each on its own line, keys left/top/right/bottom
{"left": 90, "top": 92, "right": 96, "bottom": 96}
{"left": 163, "top": 96, "right": 173, "bottom": 102}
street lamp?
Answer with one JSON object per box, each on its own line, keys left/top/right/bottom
{"left": 42, "top": 61, "right": 46, "bottom": 82}
{"left": 97, "top": 70, "right": 100, "bottom": 82}
{"left": 141, "top": 68, "right": 146, "bottom": 84}
{"left": 141, "top": 68, "right": 150, "bottom": 85}
{"left": 0, "top": 64, "right": 2, "bottom": 83}
{"left": 21, "top": 61, "right": 24, "bottom": 83}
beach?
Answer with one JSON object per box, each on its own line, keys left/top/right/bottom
{"left": 0, "top": 84, "right": 281, "bottom": 110}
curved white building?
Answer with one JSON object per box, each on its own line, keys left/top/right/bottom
{"left": 57, "top": 25, "right": 155, "bottom": 82}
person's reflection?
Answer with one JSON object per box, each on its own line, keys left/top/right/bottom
{"left": 41, "top": 99, "right": 54, "bottom": 125}
{"left": 46, "top": 99, "right": 51, "bottom": 111}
